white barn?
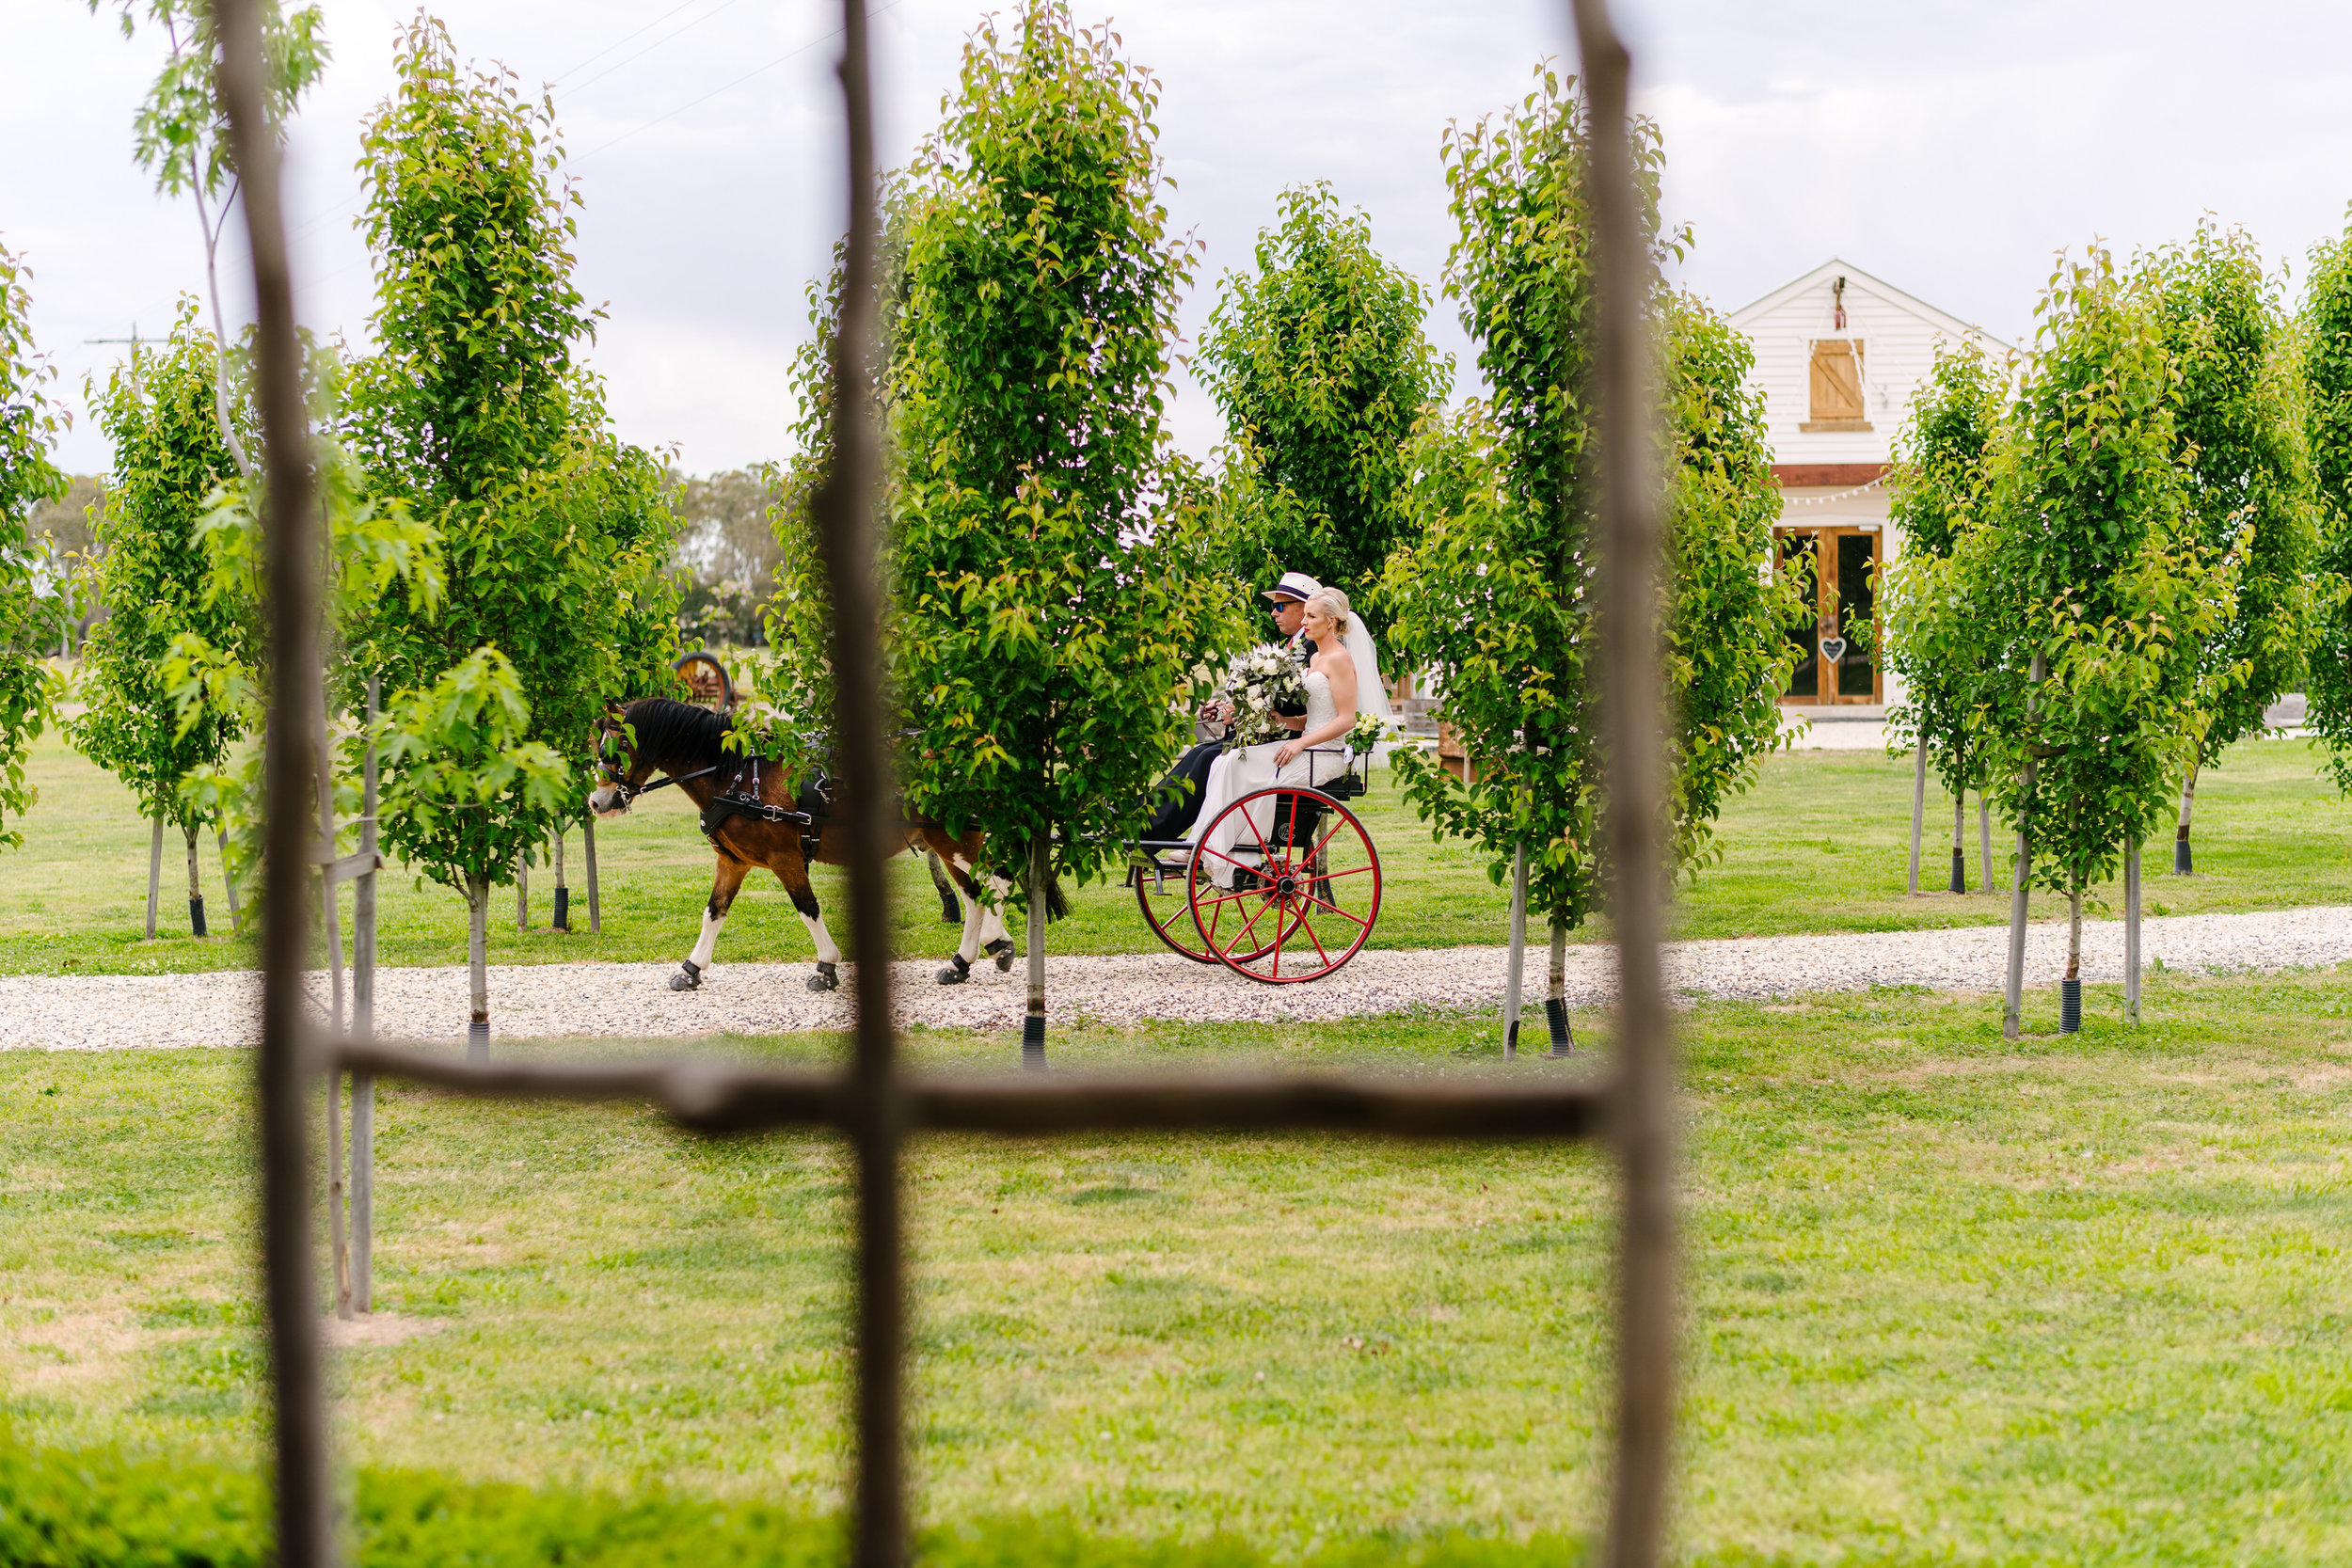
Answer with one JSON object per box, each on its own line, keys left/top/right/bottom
{"left": 1726, "top": 259, "right": 2010, "bottom": 719}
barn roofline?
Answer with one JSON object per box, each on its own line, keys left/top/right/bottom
{"left": 1726, "top": 257, "right": 2013, "bottom": 355}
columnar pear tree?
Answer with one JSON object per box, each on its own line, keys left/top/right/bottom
{"left": 2144, "top": 223, "right": 2317, "bottom": 871}
{"left": 342, "top": 18, "right": 680, "bottom": 1043}
{"left": 91, "top": 0, "right": 328, "bottom": 486}
{"left": 2308, "top": 211, "right": 2352, "bottom": 788}
{"left": 1882, "top": 339, "right": 2006, "bottom": 892}
{"left": 71, "top": 309, "right": 255, "bottom": 934}
{"left": 0, "top": 241, "right": 69, "bottom": 851}
{"left": 1961, "top": 252, "right": 2234, "bottom": 1029}
{"left": 1381, "top": 68, "right": 1797, "bottom": 1049}
{"left": 1195, "top": 182, "right": 1451, "bottom": 635}
{"left": 889, "top": 2, "right": 1240, "bottom": 1061}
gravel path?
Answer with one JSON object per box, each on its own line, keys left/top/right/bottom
{"left": 4, "top": 905, "right": 2347, "bottom": 1052}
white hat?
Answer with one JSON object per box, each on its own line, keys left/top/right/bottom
{"left": 1263, "top": 572, "right": 1323, "bottom": 603}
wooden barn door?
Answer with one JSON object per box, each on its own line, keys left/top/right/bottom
{"left": 1776, "top": 526, "right": 1883, "bottom": 705}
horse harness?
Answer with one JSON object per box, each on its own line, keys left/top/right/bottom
{"left": 594, "top": 726, "right": 829, "bottom": 861}
{"left": 696, "top": 751, "right": 833, "bottom": 862}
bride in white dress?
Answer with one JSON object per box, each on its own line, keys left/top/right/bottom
{"left": 1185, "top": 589, "right": 1361, "bottom": 887}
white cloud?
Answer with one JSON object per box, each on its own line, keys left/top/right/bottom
{"left": 8, "top": 0, "right": 2352, "bottom": 479}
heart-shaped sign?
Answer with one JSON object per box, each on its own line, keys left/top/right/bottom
{"left": 1819, "top": 636, "right": 1849, "bottom": 665}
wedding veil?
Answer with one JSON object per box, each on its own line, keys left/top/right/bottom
{"left": 1345, "top": 620, "right": 1393, "bottom": 724}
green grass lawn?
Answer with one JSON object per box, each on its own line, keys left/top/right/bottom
{"left": 2, "top": 731, "right": 2347, "bottom": 977}
{"left": 6, "top": 969, "right": 2350, "bottom": 1561}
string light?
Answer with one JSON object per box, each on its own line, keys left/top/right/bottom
{"left": 1777, "top": 474, "right": 1889, "bottom": 507}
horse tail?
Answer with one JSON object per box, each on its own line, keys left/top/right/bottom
{"left": 1045, "top": 872, "right": 1069, "bottom": 924}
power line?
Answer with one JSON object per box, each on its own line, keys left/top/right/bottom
{"left": 560, "top": 0, "right": 756, "bottom": 101}
{"left": 574, "top": 0, "right": 907, "bottom": 163}
{"left": 548, "top": 0, "right": 711, "bottom": 86}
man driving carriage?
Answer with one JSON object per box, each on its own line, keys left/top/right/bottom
{"left": 1136, "top": 570, "right": 1321, "bottom": 841}
{"left": 1136, "top": 571, "right": 1392, "bottom": 856}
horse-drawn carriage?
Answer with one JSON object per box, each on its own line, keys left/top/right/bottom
{"left": 1126, "top": 751, "right": 1384, "bottom": 984}
{"left": 601, "top": 653, "right": 1385, "bottom": 990}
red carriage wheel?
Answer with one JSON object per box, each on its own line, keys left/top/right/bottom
{"left": 1186, "top": 785, "right": 1381, "bottom": 984}
{"left": 1134, "top": 855, "right": 1220, "bottom": 963}
{"left": 1136, "top": 851, "right": 1288, "bottom": 965}
{"left": 672, "top": 650, "right": 735, "bottom": 712}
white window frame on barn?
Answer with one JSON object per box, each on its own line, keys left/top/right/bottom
{"left": 1727, "top": 258, "right": 2010, "bottom": 720}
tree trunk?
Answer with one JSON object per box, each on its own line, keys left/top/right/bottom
{"left": 582, "top": 816, "right": 601, "bottom": 934}
{"left": 351, "top": 673, "right": 379, "bottom": 1312}
{"left": 1024, "top": 836, "right": 1048, "bottom": 1069}
{"left": 326, "top": 1069, "right": 351, "bottom": 1321}
{"left": 1503, "top": 841, "right": 1529, "bottom": 1056}
{"left": 1978, "top": 793, "right": 1993, "bottom": 892}
{"left": 314, "top": 712, "right": 345, "bottom": 1033}
{"left": 2061, "top": 880, "right": 2084, "bottom": 1035}
{"left": 516, "top": 852, "right": 529, "bottom": 933}
{"left": 552, "top": 828, "right": 569, "bottom": 932}
{"left": 466, "top": 871, "right": 490, "bottom": 1061}
{"left": 145, "top": 816, "right": 163, "bottom": 940}
{"left": 183, "top": 821, "right": 207, "bottom": 938}
{"left": 1907, "top": 746, "right": 1925, "bottom": 895}
{"left": 2004, "top": 653, "right": 2046, "bottom": 1038}
{"left": 1545, "top": 916, "right": 1574, "bottom": 1056}
{"left": 2173, "top": 762, "right": 2199, "bottom": 874}
{"left": 2124, "top": 837, "right": 2141, "bottom": 1024}
{"left": 217, "top": 825, "right": 242, "bottom": 933}
{"left": 1949, "top": 788, "right": 1967, "bottom": 894}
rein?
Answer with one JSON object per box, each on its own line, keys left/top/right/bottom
{"left": 596, "top": 760, "right": 720, "bottom": 806}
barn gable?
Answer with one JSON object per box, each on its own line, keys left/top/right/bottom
{"left": 1725, "top": 260, "right": 2010, "bottom": 716}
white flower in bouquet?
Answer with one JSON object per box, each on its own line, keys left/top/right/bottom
{"left": 1220, "top": 642, "right": 1308, "bottom": 747}
{"left": 1347, "top": 712, "right": 1393, "bottom": 755}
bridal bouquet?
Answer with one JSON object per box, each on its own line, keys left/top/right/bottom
{"left": 1347, "top": 711, "right": 1395, "bottom": 755}
{"left": 1221, "top": 643, "right": 1308, "bottom": 747}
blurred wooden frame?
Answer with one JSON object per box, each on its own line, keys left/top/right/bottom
{"left": 220, "top": 4, "right": 1682, "bottom": 1567}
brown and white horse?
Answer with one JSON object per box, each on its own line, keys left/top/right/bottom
{"left": 587, "top": 697, "right": 1017, "bottom": 992}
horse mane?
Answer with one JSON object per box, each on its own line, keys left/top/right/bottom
{"left": 624, "top": 697, "right": 730, "bottom": 770}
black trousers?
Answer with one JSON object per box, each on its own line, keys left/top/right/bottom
{"left": 1138, "top": 737, "right": 1226, "bottom": 841}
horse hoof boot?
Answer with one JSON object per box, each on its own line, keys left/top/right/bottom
{"left": 807, "top": 961, "right": 840, "bottom": 993}
{"left": 985, "top": 937, "right": 1015, "bottom": 972}
{"left": 939, "top": 894, "right": 962, "bottom": 925}
{"left": 669, "top": 959, "right": 702, "bottom": 992}
{"left": 937, "top": 953, "right": 972, "bottom": 986}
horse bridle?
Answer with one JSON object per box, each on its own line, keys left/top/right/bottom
{"left": 591, "top": 718, "right": 719, "bottom": 807}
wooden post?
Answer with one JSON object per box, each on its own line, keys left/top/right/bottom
{"left": 2125, "top": 837, "right": 2141, "bottom": 1023}
{"left": 146, "top": 816, "right": 163, "bottom": 939}
{"left": 2003, "top": 653, "right": 2045, "bottom": 1039}
{"left": 350, "top": 676, "right": 377, "bottom": 1313}
{"left": 809, "top": 9, "right": 908, "bottom": 1554}
{"left": 582, "top": 816, "right": 601, "bottom": 934}
{"left": 1503, "top": 841, "right": 1529, "bottom": 1057}
{"left": 217, "top": 0, "right": 338, "bottom": 1547}
{"left": 1907, "top": 745, "right": 1925, "bottom": 895}
{"left": 1577, "top": 1, "right": 1675, "bottom": 1560}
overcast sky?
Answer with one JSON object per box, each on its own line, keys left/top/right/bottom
{"left": 8, "top": 0, "right": 2352, "bottom": 478}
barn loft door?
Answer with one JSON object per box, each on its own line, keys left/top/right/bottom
{"left": 1802, "top": 340, "right": 1871, "bottom": 432}
{"left": 1776, "top": 527, "right": 1882, "bottom": 705}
